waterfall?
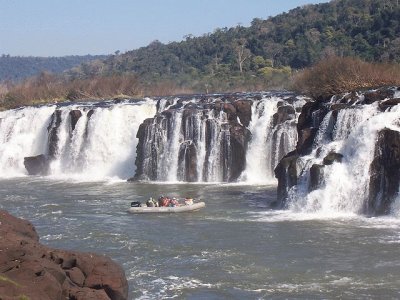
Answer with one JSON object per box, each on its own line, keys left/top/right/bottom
{"left": 286, "top": 97, "right": 400, "bottom": 216}
{"left": 0, "top": 93, "right": 304, "bottom": 183}
{"left": 0, "top": 100, "right": 156, "bottom": 180}
{"left": 0, "top": 106, "right": 56, "bottom": 177}
{"left": 241, "top": 96, "right": 302, "bottom": 184}
{"left": 136, "top": 98, "right": 234, "bottom": 182}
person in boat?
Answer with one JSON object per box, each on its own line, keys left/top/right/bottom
{"left": 159, "top": 196, "right": 171, "bottom": 207}
{"left": 170, "top": 197, "right": 180, "bottom": 207}
{"left": 184, "top": 198, "right": 193, "bottom": 205}
{"left": 146, "top": 197, "right": 158, "bottom": 207}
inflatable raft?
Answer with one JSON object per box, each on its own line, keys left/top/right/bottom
{"left": 128, "top": 202, "right": 205, "bottom": 214}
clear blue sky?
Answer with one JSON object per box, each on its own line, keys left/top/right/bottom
{"left": 0, "top": 0, "right": 328, "bottom": 57}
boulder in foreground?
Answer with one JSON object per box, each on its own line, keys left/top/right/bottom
{"left": 0, "top": 210, "right": 128, "bottom": 300}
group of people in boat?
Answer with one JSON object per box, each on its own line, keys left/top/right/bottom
{"left": 131, "top": 196, "right": 194, "bottom": 208}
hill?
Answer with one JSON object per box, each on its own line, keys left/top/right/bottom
{"left": 0, "top": 55, "right": 108, "bottom": 82}
{"left": 66, "top": 0, "right": 400, "bottom": 92}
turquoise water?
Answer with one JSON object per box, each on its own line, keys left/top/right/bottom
{"left": 1, "top": 178, "right": 400, "bottom": 299}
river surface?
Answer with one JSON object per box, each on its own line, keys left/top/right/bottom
{"left": 1, "top": 177, "right": 400, "bottom": 299}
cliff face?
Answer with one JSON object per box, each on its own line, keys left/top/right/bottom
{"left": 0, "top": 210, "right": 128, "bottom": 300}
{"left": 274, "top": 87, "right": 400, "bottom": 216}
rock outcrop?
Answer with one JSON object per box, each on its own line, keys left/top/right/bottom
{"left": 24, "top": 154, "right": 49, "bottom": 175}
{"left": 47, "top": 110, "right": 62, "bottom": 159}
{"left": 0, "top": 210, "right": 128, "bottom": 300}
{"left": 367, "top": 128, "right": 400, "bottom": 215}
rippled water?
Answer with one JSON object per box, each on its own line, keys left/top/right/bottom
{"left": 1, "top": 178, "right": 400, "bottom": 299}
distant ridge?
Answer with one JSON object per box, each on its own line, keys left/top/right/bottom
{"left": 0, "top": 55, "right": 108, "bottom": 82}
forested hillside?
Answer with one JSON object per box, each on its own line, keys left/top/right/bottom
{"left": 67, "top": 0, "right": 400, "bottom": 91}
{"left": 1, "top": 0, "right": 399, "bottom": 109}
{"left": 0, "top": 55, "right": 107, "bottom": 82}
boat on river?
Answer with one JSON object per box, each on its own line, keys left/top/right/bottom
{"left": 128, "top": 201, "right": 205, "bottom": 214}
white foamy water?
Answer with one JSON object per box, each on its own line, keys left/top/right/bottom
{"left": 0, "top": 105, "right": 56, "bottom": 177}
{"left": 240, "top": 96, "right": 301, "bottom": 184}
{"left": 0, "top": 100, "right": 156, "bottom": 180}
{"left": 288, "top": 101, "right": 400, "bottom": 217}
{"left": 0, "top": 94, "right": 302, "bottom": 184}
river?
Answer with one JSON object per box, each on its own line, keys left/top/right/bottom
{"left": 1, "top": 177, "right": 400, "bottom": 299}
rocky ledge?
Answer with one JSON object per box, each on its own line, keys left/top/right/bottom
{"left": 0, "top": 210, "right": 128, "bottom": 300}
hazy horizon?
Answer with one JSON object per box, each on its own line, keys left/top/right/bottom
{"left": 1, "top": 0, "right": 328, "bottom": 57}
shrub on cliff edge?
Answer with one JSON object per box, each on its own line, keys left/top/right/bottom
{"left": 292, "top": 56, "right": 400, "bottom": 99}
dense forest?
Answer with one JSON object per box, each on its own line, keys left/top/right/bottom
{"left": 66, "top": 0, "right": 400, "bottom": 91}
{"left": 0, "top": 55, "right": 107, "bottom": 82}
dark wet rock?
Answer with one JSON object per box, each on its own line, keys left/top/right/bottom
{"left": 24, "top": 154, "right": 49, "bottom": 175}
{"left": 378, "top": 98, "right": 400, "bottom": 111}
{"left": 367, "top": 128, "right": 400, "bottom": 215}
{"left": 87, "top": 109, "right": 95, "bottom": 119}
{"left": 274, "top": 151, "right": 299, "bottom": 206}
{"left": 0, "top": 210, "right": 128, "bottom": 300}
{"left": 339, "top": 91, "right": 359, "bottom": 104}
{"left": 184, "top": 102, "right": 199, "bottom": 110}
{"left": 47, "top": 110, "right": 62, "bottom": 159}
{"left": 272, "top": 105, "right": 295, "bottom": 127}
{"left": 233, "top": 100, "right": 252, "bottom": 127}
{"left": 323, "top": 152, "right": 343, "bottom": 165}
{"left": 363, "top": 88, "right": 395, "bottom": 104}
{"left": 297, "top": 127, "right": 318, "bottom": 155}
{"left": 330, "top": 103, "right": 350, "bottom": 111}
{"left": 297, "top": 101, "right": 319, "bottom": 131}
{"left": 133, "top": 118, "right": 157, "bottom": 181}
{"left": 316, "top": 94, "right": 333, "bottom": 103}
{"left": 161, "top": 109, "right": 174, "bottom": 119}
{"left": 222, "top": 103, "right": 237, "bottom": 122}
{"left": 229, "top": 124, "right": 251, "bottom": 181}
{"left": 169, "top": 101, "right": 184, "bottom": 110}
{"left": 295, "top": 100, "right": 329, "bottom": 155}
{"left": 178, "top": 141, "right": 198, "bottom": 182}
{"left": 309, "top": 164, "right": 324, "bottom": 191}
{"left": 156, "top": 99, "right": 171, "bottom": 112}
{"left": 70, "top": 110, "right": 82, "bottom": 131}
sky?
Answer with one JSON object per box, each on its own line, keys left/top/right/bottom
{"left": 0, "top": 0, "right": 329, "bottom": 57}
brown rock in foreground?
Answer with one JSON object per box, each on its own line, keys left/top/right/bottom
{"left": 0, "top": 210, "right": 128, "bottom": 300}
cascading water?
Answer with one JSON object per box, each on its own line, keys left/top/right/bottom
{"left": 135, "top": 99, "right": 234, "bottom": 182}
{"left": 0, "top": 106, "right": 56, "bottom": 177}
{"left": 284, "top": 88, "right": 400, "bottom": 216}
{"left": 240, "top": 96, "right": 303, "bottom": 184}
{"left": 0, "top": 93, "right": 304, "bottom": 183}
{"left": 134, "top": 93, "right": 304, "bottom": 183}
{"left": 0, "top": 100, "right": 156, "bottom": 180}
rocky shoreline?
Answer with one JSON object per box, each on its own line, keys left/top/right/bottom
{"left": 0, "top": 210, "right": 128, "bottom": 300}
